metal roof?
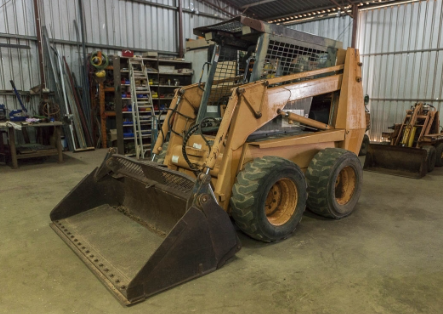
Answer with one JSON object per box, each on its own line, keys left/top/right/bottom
{"left": 225, "top": 0, "right": 412, "bottom": 24}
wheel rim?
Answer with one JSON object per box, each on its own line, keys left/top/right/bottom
{"left": 265, "top": 178, "right": 298, "bottom": 226}
{"left": 335, "top": 166, "right": 357, "bottom": 205}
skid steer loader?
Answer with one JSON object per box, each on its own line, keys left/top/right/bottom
{"left": 364, "top": 102, "right": 443, "bottom": 178}
{"left": 50, "top": 16, "right": 366, "bottom": 305}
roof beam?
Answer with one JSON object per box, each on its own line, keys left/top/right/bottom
{"left": 240, "top": 0, "right": 277, "bottom": 9}
{"left": 270, "top": 0, "right": 410, "bottom": 26}
{"left": 215, "top": 0, "right": 243, "bottom": 13}
{"left": 267, "top": 3, "right": 343, "bottom": 22}
{"left": 198, "top": 0, "right": 235, "bottom": 17}
{"left": 329, "top": 0, "right": 344, "bottom": 10}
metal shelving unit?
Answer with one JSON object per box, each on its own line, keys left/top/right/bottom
{"left": 108, "top": 55, "right": 192, "bottom": 156}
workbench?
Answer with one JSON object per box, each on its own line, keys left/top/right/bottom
{"left": 0, "top": 121, "right": 63, "bottom": 169}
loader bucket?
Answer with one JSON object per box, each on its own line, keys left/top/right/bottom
{"left": 49, "top": 152, "right": 240, "bottom": 305}
{"left": 363, "top": 144, "right": 428, "bottom": 178}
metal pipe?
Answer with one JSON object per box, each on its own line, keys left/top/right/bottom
{"left": 78, "top": 0, "right": 92, "bottom": 135}
{"left": 415, "top": 1, "right": 429, "bottom": 100}
{"left": 0, "top": 33, "right": 181, "bottom": 56}
{"left": 351, "top": 4, "right": 358, "bottom": 48}
{"left": 394, "top": 4, "right": 407, "bottom": 123}
{"left": 119, "top": 0, "right": 228, "bottom": 20}
{"left": 278, "top": 110, "right": 332, "bottom": 130}
{"left": 198, "top": 0, "right": 234, "bottom": 17}
{"left": 423, "top": 1, "right": 437, "bottom": 103}
{"left": 432, "top": 1, "right": 443, "bottom": 105}
{"left": 373, "top": 8, "right": 387, "bottom": 141}
{"left": 57, "top": 50, "right": 77, "bottom": 151}
{"left": 409, "top": 3, "right": 422, "bottom": 100}
{"left": 0, "top": 43, "right": 30, "bottom": 49}
{"left": 178, "top": 0, "right": 184, "bottom": 58}
{"left": 381, "top": 6, "right": 394, "bottom": 134}
{"left": 370, "top": 98, "right": 443, "bottom": 102}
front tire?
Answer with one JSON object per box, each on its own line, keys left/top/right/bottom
{"left": 231, "top": 156, "right": 307, "bottom": 242}
{"left": 359, "top": 134, "right": 370, "bottom": 156}
{"left": 306, "top": 148, "right": 362, "bottom": 219}
{"left": 423, "top": 146, "right": 436, "bottom": 172}
{"left": 434, "top": 143, "right": 443, "bottom": 167}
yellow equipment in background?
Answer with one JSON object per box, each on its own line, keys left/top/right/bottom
{"left": 364, "top": 103, "right": 443, "bottom": 177}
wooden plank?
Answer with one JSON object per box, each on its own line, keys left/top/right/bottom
{"left": 8, "top": 127, "right": 17, "bottom": 169}
{"left": 16, "top": 150, "right": 59, "bottom": 159}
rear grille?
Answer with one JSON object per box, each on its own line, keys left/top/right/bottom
{"left": 207, "top": 20, "right": 243, "bottom": 33}
{"left": 110, "top": 155, "right": 195, "bottom": 194}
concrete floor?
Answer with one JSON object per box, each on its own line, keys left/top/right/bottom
{"left": 1, "top": 149, "right": 442, "bottom": 314}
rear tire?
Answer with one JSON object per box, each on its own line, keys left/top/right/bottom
{"left": 423, "top": 146, "right": 436, "bottom": 172}
{"left": 153, "top": 142, "right": 168, "bottom": 164}
{"left": 435, "top": 143, "right": 443, "bottom": 167}
{"left": 231, "top": 156, "right": 307, "bottom": 242}
{"left": 306, "top": 148, "right": 362, "bottom": 219}
{"left": 359, "top": 134, "right": 370, "bottom": 156}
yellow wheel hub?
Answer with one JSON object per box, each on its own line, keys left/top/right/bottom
{"left": 335, "top": 166, "right": 357, "bottom": 205}
{"left": 265, "top": 178, "right": 298, "bottom": 226}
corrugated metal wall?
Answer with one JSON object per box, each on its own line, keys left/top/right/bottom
{"left": 288, "top": 15, "right": 353, "bottom": 49}
{"left": 0, "top": 0, "right": 40, "bottom": 113}
{"left": 0, "top": 0, "right": 238, "bottom": 112}
{"left": 5, "top": 0, "right": 441, "bottom": 141}
{"left": 358, "top": 0, "right": 443, "bottom": 141}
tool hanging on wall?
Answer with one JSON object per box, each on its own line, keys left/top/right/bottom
{"left": 90, "top": 51, "right": 109, "bottom": 83}
{"left": 9, "top": 80, "right": 29, "bottom": 122}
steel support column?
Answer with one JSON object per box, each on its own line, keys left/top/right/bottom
{"left": 178, "top": 0, "right": 184, "bottom": 58}
{"left": 33, "top": 0, "right": 45, "bottom": 88}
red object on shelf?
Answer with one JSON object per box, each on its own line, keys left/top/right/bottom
{"left": 122, "top": 50, "right": 134, "bottom": 57}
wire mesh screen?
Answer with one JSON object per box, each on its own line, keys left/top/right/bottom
{"left": 208, "top": 46, "right": 248, "bottom": 107}
{"left": 261, "top": 40, "right": 330, "bottom": 80}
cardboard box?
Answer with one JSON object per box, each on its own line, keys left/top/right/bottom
{"left": 142, "top": 51, "right": 159, "bottom": 58}
{"left": 159, "top": 65, "right": 175, "bottom": 73}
